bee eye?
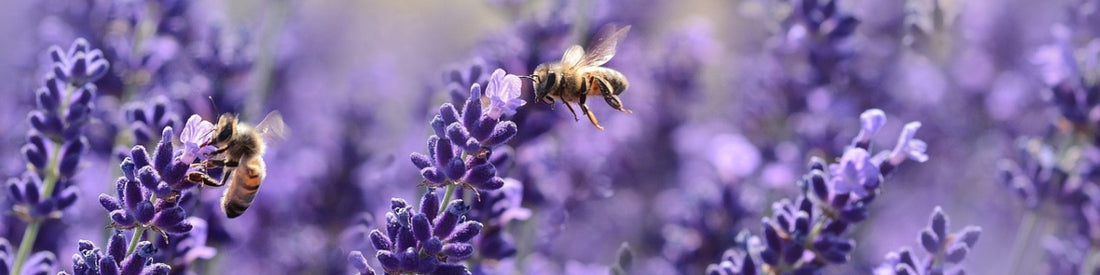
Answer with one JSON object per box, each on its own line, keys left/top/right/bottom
{"left": 216, "top": 129, "right": 232, "bottom": 142}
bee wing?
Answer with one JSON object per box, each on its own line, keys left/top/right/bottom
{"left": 254, "top": 111, "right": 289, "bottom": 148}
{"left": 560, "top": 45, "right": 585, "bottom": 68}
{"left": 577, "top": 24, "right": 631, "bottom": 67}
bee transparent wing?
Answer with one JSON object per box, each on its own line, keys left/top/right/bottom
{"left": 254, "top": 111, "right": 289, "bottom": 148}
{"left": 578, "top": 24, "right": 631, "bottom": 67}
{"left": 561, "top": 45, "right": 585, "bottom": 68}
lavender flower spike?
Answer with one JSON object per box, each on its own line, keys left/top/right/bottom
{"left": 484, "top": 68, "right": 526, "bottom": 119}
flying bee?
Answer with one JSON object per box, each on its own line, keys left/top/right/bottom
{"left": 525, "top": 24, "right": 633, "bottom": 130}
{"left": 188, "top": 111, "right": 287, "bottom": 218}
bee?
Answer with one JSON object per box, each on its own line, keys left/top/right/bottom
{"left": 189, "top": 111, "right": 287, "bottom": 218}
{"left": 526, "top": 24, "right": 633, "bottom": 130}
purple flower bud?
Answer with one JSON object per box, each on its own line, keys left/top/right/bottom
{"left": 369, "top": 230, "right": 392, "bottom": 251}
{"left": 420, "top": 168, "right": 447, "bottom": 184}
{"left": 58, "top": 137, "right": 88, "bottom": 177}
{"left": 958, "top": 226, "right": 982, "bottom": 248}
{"left": 130, "top": 146, "right": 151, "bottom": 169}
{"left": 152, "top": 206, "right": 188, "bottom": 229}
{"left": 472, "top": 116, "right": 499, "bottom": 141}
{"left": 399, "top": 248, "right": 419, "bottom": 271}
{"left": 431, "top": 263, "right": 469, "bottom": 275}
{"left": 442, "top": 243, "right": 474, "bottom": 260}
{"left": 7, "top": 179, "right": 23, "bottom": 203}
{"left": 110, "top": 210, "right": 135, "bottom": 227}
{"left": 420, "top": 188, "right": 440, "bottom": 221}
{"left": 411, "top": 153, "right": 432, "bottom": 170}
{"left": 141, "top": 263, "right": 171, "bottom": 275}
{"left": 412, "top": 213, "right": 432, "bottom": 242}
{"left": 153, "top": 143, "right": 173, "bottom": 175}
{"left": 25, "top": 180, "right": 40, "bottom": 204}
{"left": 99, "top": 255, "right": 119, "bottom": 275}
{"left": 431, "top": 115, "right": 447, "bottom": 138}
{"left": 137, "top": 166, "right": 161, "bottom": 191}
{"left": 481, "top": 121, "right": 517, "bottom": 147}
{"left": 21, "top": 144, "right": 47, "bottom": 170}
{"left": 99, "top": 194, "right": 122, "bottom": 212}
{"left": 120, "top": 242, "right": 154, "bottom": 275}
{"left": 424, "top": 237, "right": 443, "bottom": 255}
{"left": 120, "top": 158, "right": 136, "bottom": 181}
{"left": 444, "top": 158, "right": 467, "bottom": 181}
{"left": 29, "top": 111, "right": 62, "bottom": 136}
{"left": 944, "top": 243, "right": 968, "bottom": 263}
{"left": 434, "top": 200, "right": 469, "bottom": 239}
{"left": 439, "top": 104, "right": 460, "bottom": 125}
{"left": 376, "top": 250, "right": 400, "bottom": 271}
{"left": 463, "top": 163, "right": 496, "bottom": 187}
{"left": 57, "top": 187, "right": 78, "bottom": 210}
{"left": 347, "top": 251, "right": 375, "bottom": 275}
{"left": 445, "top": 123, "right": 472, "bottom": 149}
{"left": 919, "top": 229, "right": 939, "bottom": 254}
{"left": 396, "top": 226, "right": 416, "bottom": 251}
{"left": 446, "top": 221, "right": 482, "bottom": 243}
{"left": 35, "top": 87, "right": 58, "bottom": 110}
{"left": 930, "top": 207, "right": 947, "bottom": 240}
{"left": 435, "top": 138, "right": 455, "bottom": 168}
{"left": 135, "top": 201, "right": 155, "bottom": 224}
{"left": 106, "top": 232, "right": 126, "bottom": 265}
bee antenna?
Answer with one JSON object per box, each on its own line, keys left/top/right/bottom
{"left": 208, "top": 96, "right": 219, "bottom": 115}
{"left": 518, "top": 75, "right": 534, "bottom": 80}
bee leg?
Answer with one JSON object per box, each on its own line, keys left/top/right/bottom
{"left": 578, "top": 95, "right": 605, "bottom": 130}
{"left": 597, "top": 79, "right": 632, "bottom": 113}
{"left": 188, "top": 172, "right": 225, "bottom": 187}
{"left": 562, "top": 101, "right": 581, "bottom": 121}
{"left": 543, "top": 96, "right": 556, "bottom": 110}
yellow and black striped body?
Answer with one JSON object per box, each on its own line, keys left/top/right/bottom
{"left": 222, "top": 156, "right": 266, "bottom": 218}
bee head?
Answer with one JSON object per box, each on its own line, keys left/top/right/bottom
{"left": 206, "top": 114, "right": 239, "bottom": 147}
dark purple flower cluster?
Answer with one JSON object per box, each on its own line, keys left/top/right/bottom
{"left": 7, "top": 38, "right": 110, "bottom": 222}
{"left": 706, "top": 109, "right": 928, "bottom": 274}
{"left": 348, "top": 189, "right": 483, "bottom": 275}
{"left": 66, "top": 231, "right": 171, "bottom": 275}
{"left": 874, "top": 207, "right": 981, "bottom": 275}
{"left": 410, "top": 74, "right": 524, "bottom": 191}
{"left": 99, "top": 128, "right": 199, "bottom": 236}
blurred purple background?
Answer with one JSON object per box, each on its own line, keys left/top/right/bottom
{"left": 2, "top": 0, "right": 1099, "bottom": 274}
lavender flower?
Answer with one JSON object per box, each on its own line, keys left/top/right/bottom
{"left": 347, "top": 190, "right": 483, "bottom": 275}
{"left": 874, "top": 207, "right": 982, "bottom": 275}
{"left": 483, "top": 69, "right": 526, "bottom": 120}
{"left": 707, "top": 109, "right": 930, "bottom": 274}
{"left": 68, "top": 231, "right": 172, "bottom": 275}
{"left": 410, "top": 76, "right": 522, "bottom": 192}
{"left": 5, "top": 38, "right": 109, "bottom": 275}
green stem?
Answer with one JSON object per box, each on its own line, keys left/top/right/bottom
{"left": 127, "top": 227, "right": 146, "bottom": 255}
{"left": 439, "top": 184, "right": 458, "bottom": 215}
{"left": 10, "top": 222, "right": 42, "bottom": 274}
{"left": 1007, "top": 211, "right": 1038, "bottom": 275}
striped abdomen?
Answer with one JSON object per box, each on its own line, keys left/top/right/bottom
{"left": 582, "top": 67, "right": 628, "bottom": 96}
{"left": 222, "top": 156, "right": 266, "bottom": 218}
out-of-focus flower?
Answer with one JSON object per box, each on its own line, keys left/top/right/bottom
{"left": 0, "top": 237, "right": 59, "bottom": 275}
{"left": 874, "top": 207, "right": 982, "bottom": 275}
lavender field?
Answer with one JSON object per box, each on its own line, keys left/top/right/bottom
{"left": 1, "top": 0, "right": 1097, "bottom": 274}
